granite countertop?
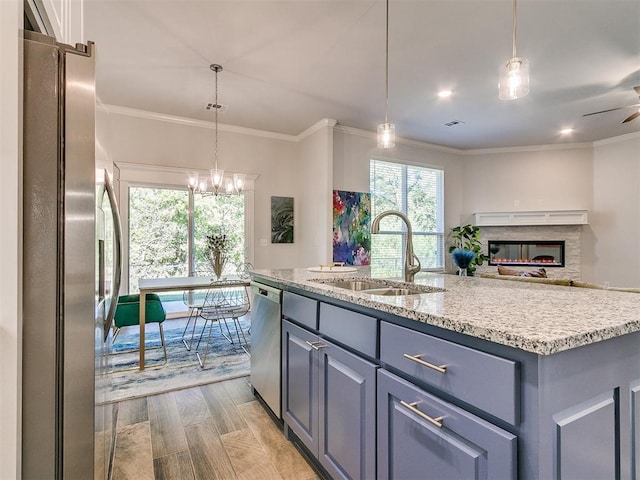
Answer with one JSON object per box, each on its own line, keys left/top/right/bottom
{"left": 251, "top": 267, "right": 640, "bottom": 355}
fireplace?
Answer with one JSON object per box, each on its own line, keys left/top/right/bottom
{"left": 488, "top": 240, "right": 565, "bottom": 267}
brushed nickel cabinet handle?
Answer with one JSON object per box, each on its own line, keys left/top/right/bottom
{"left": 305, "top": 341, "right": 327, "bottom": 351}
{"left": 400, "top": 400, "right": 444, "bottom": 428}
{"left": 403, "top": 353, "right": 447, "bottom": 374}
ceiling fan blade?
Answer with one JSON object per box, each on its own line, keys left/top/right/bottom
{"left": 583, "top": 103, "right": 640, "bottom": 117}
{"left": 583, "top": 106, "right": 628, "bottom": 116}
{"left": 622, "top": 110, "right": 640, "bottom": 124}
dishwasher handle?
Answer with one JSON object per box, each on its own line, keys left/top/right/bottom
{"left": 250, "top": 281, "right": 282, "bottom": 304}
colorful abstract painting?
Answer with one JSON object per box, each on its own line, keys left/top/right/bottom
{"left": 332, "top": 190, "right": 371, "bottom": 265}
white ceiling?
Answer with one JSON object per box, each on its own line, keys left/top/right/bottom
{"left": 84, "top": 0, "right": 640, "bottom": 150}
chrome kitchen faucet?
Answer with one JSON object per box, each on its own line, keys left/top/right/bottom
{"left": 371, "top": 210, "right": 421, "bottom": 283}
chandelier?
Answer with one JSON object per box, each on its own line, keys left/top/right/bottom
{"left": 498, "top": 0, "right": 529, "bottom": 100}
{"left": 377, "top": 0, "right": 395, "bottom": 148}
{"left": 187, "top": 64, "right": 245, "bottom": 196}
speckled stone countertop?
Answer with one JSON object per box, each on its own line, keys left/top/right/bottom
{"left": 251, "top": 267, "right": 640, "bottom": 355}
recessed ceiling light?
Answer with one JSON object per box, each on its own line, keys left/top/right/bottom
{"left": 560, "top": 128, "right": 574, "bottom": 135}
{"left": 438, "top": 90, "right": 453, "bottom": 98}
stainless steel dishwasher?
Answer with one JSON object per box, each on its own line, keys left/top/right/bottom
{"left": 250, "top": 281, "right": 283, "bottom": 419}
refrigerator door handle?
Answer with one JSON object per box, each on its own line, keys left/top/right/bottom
{"left": 103, "top": 169, "right": 123, "bottom": 340}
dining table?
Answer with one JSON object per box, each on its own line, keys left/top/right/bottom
{"left": 137, "top": 275, "right": 249, "bottom": 370}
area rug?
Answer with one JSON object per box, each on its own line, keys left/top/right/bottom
{"left": 107, "top": 314, "right": 251, "bottom": 403}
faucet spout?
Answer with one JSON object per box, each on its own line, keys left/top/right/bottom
{"left": 371, "top": 210, "right": 421, "bottom": 282}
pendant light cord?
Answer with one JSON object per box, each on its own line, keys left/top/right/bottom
{"left": 214, "top": 67, "right": 219, "bottom": 170}
{"left": 384, "top": 0, "right": 389, "bottom": 124}
{"left": 512, "top": 0, "right": 517, "bottom": 58}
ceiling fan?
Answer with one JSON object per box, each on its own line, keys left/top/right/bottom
{"left": 583, "top": 86, "right": 640, "bottom": 123}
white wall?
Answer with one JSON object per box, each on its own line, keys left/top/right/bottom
{"left": 0, "top": 0, "right": 22, "bottom": 477}
{"left": 461, "top": 145, "right": 596, "bottom": 279}
{"left": 96, "top": 107, "right": 304, "bottom": 269}
{"left": 592, "top": 133, "right": 640, "bottom": 287}
{"left": 98, "top": 106, "right": 640, "bottom": 287}
{"left": 297, "top": 120, "right": 335, "bottom": 266}
{"left": 461, "top": 145, "right": 594, "bottom": 216}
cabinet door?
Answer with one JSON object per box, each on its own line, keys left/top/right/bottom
{"left": 377, "top": 369, "right": 517, "bottom": 480}
{"left": 552, "top": 391, "right": 617, "bottom": 480}
{"left": 318, "top": 339, "right": 377, "bottom": 480}
{"left": 282, "top": 319, "right": 319, "bottom": 454}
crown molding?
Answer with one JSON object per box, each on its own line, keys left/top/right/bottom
{"left": 98, "top": 104, "right": 299, "bottom": 142}
{"left": 461, "top": 141, "right": 593, "bottom": 156}
{"left": 298, "top": 118, "right": 338, "bottom": 140}
{"left": 333, "top": 124, "right": 461, "bottom": 155}
{"left": 592, "top": 130, "right": 640, "bottom": 147}
{"left": 98, "top": 104, "right": 638, "bottom": 153}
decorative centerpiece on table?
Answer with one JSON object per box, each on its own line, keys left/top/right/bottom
{"left": 206, "top": 232, "right": 229, "bottom": 280}
{"left": 451, "top": 248, "right": 476, "bottom": 276}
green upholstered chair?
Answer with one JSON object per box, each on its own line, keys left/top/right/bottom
{"left": 112, "top": 293, "right": 168, "bottom": 365}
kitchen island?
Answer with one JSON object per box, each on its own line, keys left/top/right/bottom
{"left": 251, "top": 267, "right": 640, "bottom": 480}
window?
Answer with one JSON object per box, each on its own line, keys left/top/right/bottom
{"left": 193, "top": 193, "right": 245, "bottom": 271}
{"left": 128, "top": 186, "right": 245, "bottom": 292}
{"left": 128, "top": 187, "right": 189, "bottom": 292}
{"left": 370, "top": 159, "right": 444, "bottom": 278}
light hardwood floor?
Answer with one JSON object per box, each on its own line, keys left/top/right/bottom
{"left": 112, "top": 376, "right": 319, "bottom": 480}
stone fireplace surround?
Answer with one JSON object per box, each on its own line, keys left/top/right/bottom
{"left": 475, "top": 225, "right": 583, "bottom": 279}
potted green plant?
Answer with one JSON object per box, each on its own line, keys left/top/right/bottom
{"left": 448, "top": 224, "right": 488, "bottom": 275}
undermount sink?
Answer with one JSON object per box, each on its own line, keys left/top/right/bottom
{"left": 363, "top": 287, "right": 425, "bottom": 296}
{"left": 318, "top": 278, "right": 443, "bottom": 296}
{"left": 322, "top": 280, "right": 385, "bottom": 291}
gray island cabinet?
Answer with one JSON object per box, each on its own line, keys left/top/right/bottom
{"left": 252, "top": 268, "right": 640, "bottom": 480}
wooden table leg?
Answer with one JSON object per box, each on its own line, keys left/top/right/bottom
{"left": 139, "top": 289, "right": 146, "bottom": 370}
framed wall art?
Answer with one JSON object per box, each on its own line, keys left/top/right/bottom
{"left": 271, "top": 196, "right": 294, "bottom": 243}
{"left": 332, "top": 190, "right": 371, "bottom": 265}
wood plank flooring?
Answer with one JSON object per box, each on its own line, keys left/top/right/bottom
{"left": 111, "top": 377, "right": 319, "bottom": 480}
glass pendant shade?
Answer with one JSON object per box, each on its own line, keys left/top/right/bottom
{"left": 210, "top": 168, "right": 225, "bottom": 189}
{"left": 187, "top": 171, "right": 199, "bottom": 189}
{"left": 198, "top": 178, "right": 208, "bottom": 193}
{"left": 499, "top": 57, "right": 529, "bottom": 100}
{"left": 377, "top": 122, "right": 396, "bottom": 148}
{"left": 233, "top": 173, "right": 245, "bottom": 193}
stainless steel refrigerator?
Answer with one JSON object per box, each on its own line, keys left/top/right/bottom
{"left": 23, "top": 30, "right": 121, "bottom": 479}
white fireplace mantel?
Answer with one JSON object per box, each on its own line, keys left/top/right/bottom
{"left": 472, "top": 210, "right": 589, "bottom": 227}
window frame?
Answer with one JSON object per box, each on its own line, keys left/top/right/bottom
{"left": 369, "top": 157, "right": 445, "bottom": 274}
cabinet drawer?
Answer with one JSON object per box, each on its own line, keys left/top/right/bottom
{"left": 377, "top": 369, "right": 517, "bottom": 480}
{"left": 319, "top": 303, "right": 377, "bottom": 358}
{"left": 380, "top": 322, "right": 519, "bottom": 425}
{"left": 283, "top": 291, "right": 318, "bottom": 330}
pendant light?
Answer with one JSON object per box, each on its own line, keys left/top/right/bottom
{"left": 377, "top": 0, "right": 395, "bottom": 148}
{"left": 187, "top": 64, "right": 245, "bottom": 196}
{"left": 498, "top": 0, "right": 529, "bottom": 100}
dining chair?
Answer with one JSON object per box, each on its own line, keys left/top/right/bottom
{"left": 180, "top": 270, "right": 215, "bottom": 351}
{"left": 195, "top": 280, "right": 251, "bottom": 367}
{"left": 111, "top": 293, "right": 168, "bottom": 368}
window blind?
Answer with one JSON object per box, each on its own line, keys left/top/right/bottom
{"left": 370, "top": 159, "right": 444, "bottom": 276}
